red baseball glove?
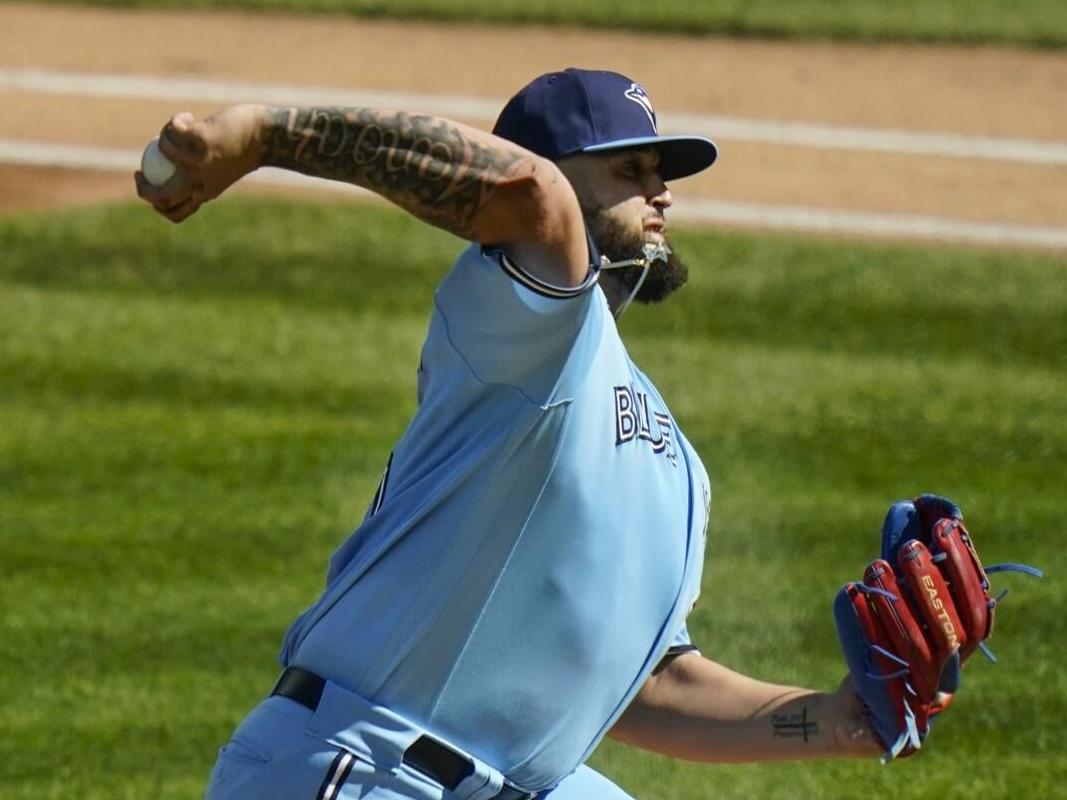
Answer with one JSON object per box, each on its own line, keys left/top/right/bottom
{"left": 834, "top": 494, "right": 1041, "bottom": 761}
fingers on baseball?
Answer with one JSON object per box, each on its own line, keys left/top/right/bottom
{"left": 135, "top": 170, "right": 175, "bottom": 200}
{"left": 160, "top": 112, "right": 208, "bottom": 163}
{"left": 163, "top": 196, "right": 201, "bottom": 223}
{"left": 134, "top": 172, "right": 199, "bottom": 221}
{"left": 135, "top": 170, "right": 175, "bottom": 206}
{"left": 135, "top": 170, "right": 167, "bottom": 204}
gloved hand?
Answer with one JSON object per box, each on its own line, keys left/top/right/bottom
{"left": 833, "top": 494, "right": 1041, "bottom": 761}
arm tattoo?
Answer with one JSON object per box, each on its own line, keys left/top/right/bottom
{"left": 260, "top": 107, "right": 531, "bottom": 238}
{"left": 771, "top": 708, "right": 819, "bottom": 743}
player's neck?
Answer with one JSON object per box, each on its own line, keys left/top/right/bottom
{"left": 598, "top": 272, "right": 631, "bottom": 316}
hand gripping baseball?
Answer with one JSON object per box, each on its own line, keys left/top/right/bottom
{"left": 833, "top": 494, "right": 1041, "bottom": 762}
{"left": 134, "top": 105, "right": 265, "bottom": 223}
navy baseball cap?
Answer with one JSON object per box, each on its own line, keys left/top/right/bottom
{"left": 493, "top": 68, "right": 717, "bottom": 181}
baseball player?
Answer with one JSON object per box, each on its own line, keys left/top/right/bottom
{"left": 136, "top": 68, "right": 884, "bottom": 799}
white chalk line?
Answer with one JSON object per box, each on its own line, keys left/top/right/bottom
{"left": 4, "top": 139, "right": 1066, "bottom": 250}
{"left": 3, "top": 67, "right": 1067, "bottom": 166}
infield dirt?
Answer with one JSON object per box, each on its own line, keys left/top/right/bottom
{"left": 1, "top": 2, "right": 1065, "bottom": 234}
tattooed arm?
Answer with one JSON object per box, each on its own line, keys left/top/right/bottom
{"left": 609, "top": 653, "right": 880, "bottom": 762}
{"left": 134, "top": 104, "right": 588, "bottom": 286}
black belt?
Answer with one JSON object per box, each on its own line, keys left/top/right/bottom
{"left": 272, "top": 667, "right": 537, "bottom": 800}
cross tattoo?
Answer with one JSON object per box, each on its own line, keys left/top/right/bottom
{"left": 772, "top": 707, "right": 819, "bottom": 743}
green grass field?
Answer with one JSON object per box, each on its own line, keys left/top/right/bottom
{"left": 37, "top": 0, "right": 1067, "bottom": 48}
{"left": 1, "top": 198, "right": 1064, "bottom": 798}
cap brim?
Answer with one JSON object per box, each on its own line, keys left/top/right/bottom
{"left": 581, "top": 135, "right": 718, "bottom": 181}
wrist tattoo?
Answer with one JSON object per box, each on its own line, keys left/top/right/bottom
{"left": 772, "top": 707, "right": 819, "bottom": 743}
{"left": 261, "top": 107, "right": 529, "bottom": 237}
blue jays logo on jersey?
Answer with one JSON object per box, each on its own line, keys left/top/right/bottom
{"left": 624, "top": 83, "right": 658, "bottom": 132}
{"left": 614, "top": 384, "right": 676, "bottom": 466}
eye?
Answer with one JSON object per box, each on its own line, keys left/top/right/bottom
{"left": 618, "top": 160, "right": 641, "bottom": 179}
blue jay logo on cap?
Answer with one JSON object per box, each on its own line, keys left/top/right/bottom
{"left": 624, "top": 83, "right": 658, "bottom": 132}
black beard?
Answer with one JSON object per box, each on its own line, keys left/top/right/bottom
{"left": 585, "top": 207, "right": 688, "bottom": 304}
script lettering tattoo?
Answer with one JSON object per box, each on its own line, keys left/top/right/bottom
{"left": 771, "top": 708, "right": 819, "bottom": 743}
{"left": 261, "top": 107, "right": 530, "bottom": 237}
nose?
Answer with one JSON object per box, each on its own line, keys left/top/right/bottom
{"left": 650, "top": 179, "right": 672, "bottom": 211}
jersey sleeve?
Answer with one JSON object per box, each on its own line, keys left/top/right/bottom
{"left": 431, "top": 243, "right": 605, "bottom": 405}
{"left": 666, "top": 621, "right": 699, "bottom": 657}
{"left": 651, "top": 622, "right": 699, "bottom": 675}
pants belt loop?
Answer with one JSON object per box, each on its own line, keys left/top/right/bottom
{"left": 454, "top": 769, "right": 504, "bottom": 800}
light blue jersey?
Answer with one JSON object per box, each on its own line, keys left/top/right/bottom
{"left": 280, "top": 244, "right": 710, "bottom": 791}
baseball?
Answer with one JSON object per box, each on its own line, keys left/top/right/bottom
{"left": 141, "top": 137, "right": 176, "bottom": 186}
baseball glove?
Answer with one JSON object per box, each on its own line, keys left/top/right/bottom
{"left": 833, "top": 494, "right": 1041, "bottom": 762}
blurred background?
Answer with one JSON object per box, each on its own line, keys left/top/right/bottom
{"left": 1, "top": 1, "right": 1064, "bottom": 798}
